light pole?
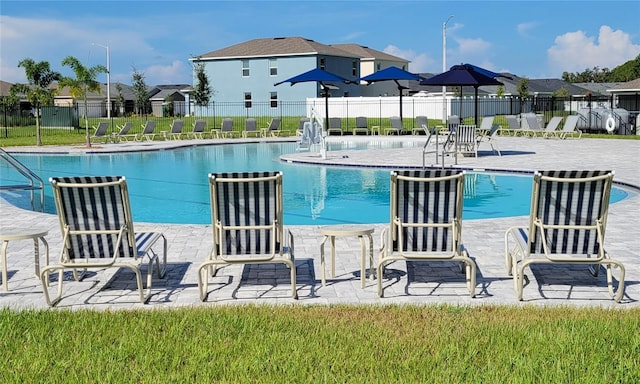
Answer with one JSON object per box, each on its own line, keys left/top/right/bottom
{"left": 92, "top": 43, "right": 110, "bottom": 119}
{"left": 442, "top": 15, "right": 453, "bottom": 123}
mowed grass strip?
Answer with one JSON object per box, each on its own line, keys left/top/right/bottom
{"left": 1, "top": 305, "right": 639, "bottom": 383}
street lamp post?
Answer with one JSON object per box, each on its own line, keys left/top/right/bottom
{"left": 92, "top": 43, "right": 110, "bottom": 119}
{"left": 442, "top": 15, "right": 453, "bottom": 124}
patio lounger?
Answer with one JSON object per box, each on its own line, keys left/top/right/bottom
{"left": 113, "top": 122, "right": 133, "bottom": 142}
{"left": 558, "top": 115, "right": 582, "bottom": 139}
{"left": 41, "top": 176, "right": 167, "bottom": 306}
{"left": 377, "top": 170, "right": 476, "bottom": 297}
{"left": 504, "top": 170, "right": 625, "bottom": 302}
{"left": 197, "top": 171, "right": 297, "bottom": 300}
{"left": 476, "top": 123, "right": 501, "bottom": 156}
{"left": 541, "top": 116, "right": 563, "bottom": 138}
{"left": 456, "top": 124, "right": 478, "bottom": 157}
{"left": 217, "top": 118, "right": 238, "bottom": 138}
{"left": 504, "top": 115, "right": 523, "bottom": 136}
{"left": 522, "top": 114, "right": 543, "bottom": 137}
{"left": 90, "top": 122, "right": 110, "bottom": 144}
{"left": 137, "top": 121, "right": 157, "bottom": 141}
{"left": 243, "top": 118, "right": 261, "bottom": 138}
{"left": 412, "top": 115, "right": 429, "bottom": 135}
{"left": 384, "top": 116, "right": 403, "bottom": 135}
{"left": 327, "top": 117, "right": 343, "bottom": 135}
{"left": 167, "top": 119, "right": 185, "bottom": 140}
{"left": 353, "top": 116, "right": 369, "bottom": 135}
{"left": 265, "top": 118, "right": 284, "bottom": 137}
{"left": 190, "top": 119, "right": 207, "bottom": 139}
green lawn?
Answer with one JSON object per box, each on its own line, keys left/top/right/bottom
{"left": 1, "top": 305, "right": 638, "bottom": 383}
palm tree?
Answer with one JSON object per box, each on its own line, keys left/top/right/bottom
{"left": 11, "top": 59, "right": 61, "bottom": 146}
{"left": 59, "top": 56, "right": 107, "bottom": 147}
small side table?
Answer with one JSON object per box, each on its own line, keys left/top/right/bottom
{"left": 319, "top": 225, "right": 374, "bottom": 288}
{"left": 371, "top": 126, "right": 381, "bottom": 135}
{"left": 0, "top": 228, "right": 49, "bottom": 291}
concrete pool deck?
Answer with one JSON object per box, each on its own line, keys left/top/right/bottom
{"left": 1, "top": 134, "right": 639, "bottom": 310}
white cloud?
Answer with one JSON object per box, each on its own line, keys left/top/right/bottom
{"left": 382, "top": 45, "right": 435, "bottom": 73}
{"left": 547, "top": 25, "right": 640, "bottom": 74}
{"left": 143, "top": 60, "right": 191, "bottom": 85}
{"left": 517, "top": 22, "right": 538, "bottom": 38}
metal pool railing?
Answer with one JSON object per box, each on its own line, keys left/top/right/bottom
{"left": 0, "top": 148, "right": 45, "bottom": 211}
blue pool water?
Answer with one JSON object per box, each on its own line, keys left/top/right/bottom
{"left": 1, "top": 142, "right": 631, "bottom": 225}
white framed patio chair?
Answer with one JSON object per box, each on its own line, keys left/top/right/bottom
{"left": 504, "top": 170, "right": 625, "bottom": 302}
{"left": 190, "top": 119, "right": 207, "bottom": 139}
{"left": 197, "top": 171, "right": 297, "bottom": 300}
{"left": 136, "top": 120, "right": 156, "bottom": 141}
{"left": 243, "top": 118, "right": 261, "bottom": 138}
{"left": 541, "top": 116, "right": 563, "bottom": 138}
{"left": 377, "top": 170, "right": 476, "bottom": 298}
{"left": 167, "top": 119, "right": 185, "bottom": 140}
{"left": 113, "top": 122, "right": 133, "bottom": 142}
{"left": 353, "top": 116, "right": 369, "bottom": 135}
{"left": 90, "top": 122, "right": 110, "bottom": 143}
{"left": 42, "top": 176, "right": 167, "bottom": 306}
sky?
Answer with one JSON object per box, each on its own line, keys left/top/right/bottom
{"left": 1, "top": 0, "right": 639, "bottom": 86}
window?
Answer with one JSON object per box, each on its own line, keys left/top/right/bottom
{"left": 270, "top": 92, "right": 278, "bottom": 108}
{"left": 269, "top": 59, "right": 277, "bottom": 76}
{"left": 376, "top": 63, "right": 381, "bottom": 71}
{"left": 352, "top": 60, "right": 357, "bottom": 77}
{"left": 242, "top": 60, "right": 250, "bottom": 77}
{"left": 320, "top": 58, "right": 326, "bottom": 70}
{"left": 244, "top": 92, "right": 252, "bottom": 108}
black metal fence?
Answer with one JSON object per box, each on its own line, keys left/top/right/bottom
{"left": 1, "top": 94, "right": 637, "bottom": 140}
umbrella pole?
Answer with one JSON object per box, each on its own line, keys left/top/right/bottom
{"left": 474, "top": 87, "right": 479, "bottom": 126}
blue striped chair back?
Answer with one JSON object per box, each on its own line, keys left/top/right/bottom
{"left": 209, "top": 172, "right": 283, "bottom": 257}
{"left": 50, "top": 176, "right": 136, "bottom": 260}
{"left": 528, "top": 170, "right": 613, "bottom": 256}
{"left": 391, "top": 170, "right": 464, "bottom": 254}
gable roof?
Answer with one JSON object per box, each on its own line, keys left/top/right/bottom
{"left": 195, "top": 36, "right": 355, "bottom": 60}
{"left": 608, "top": 78, "right": 640, "bottom": 92}
{"left": 330, "top": 43, "right": 408, "bottom": 63}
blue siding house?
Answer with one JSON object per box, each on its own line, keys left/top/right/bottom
{"left": 190, "top": 36, "right": 409, "bottom": 105}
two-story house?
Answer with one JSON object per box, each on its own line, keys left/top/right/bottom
{"left": 189, "top": 36, "right": 409, "bottom": 110}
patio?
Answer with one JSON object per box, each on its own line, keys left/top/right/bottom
{"left": 1, "top": 135, "right": 639, "bottom": 309}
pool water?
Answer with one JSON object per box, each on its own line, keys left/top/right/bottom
{"left": 1, "top": 142, "right": 631, "bottom": 225}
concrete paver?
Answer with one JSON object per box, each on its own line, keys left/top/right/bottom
{"left": 1, "top": 134, "right": 638, "bottom": 310}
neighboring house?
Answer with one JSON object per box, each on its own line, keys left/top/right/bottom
{"left": 329, "top": 43, "right": 410, "bottom": 97}
{"left": 55, "top": 82, "right": 137, "bottom": 117}
{"left": 147, "top": 84, "right": 189, "bottom": 117}
{"left": 190, "top": 37, "right": 369, "bottom": 109}
{"left": 608, "top": 78, "right": 640, "bottom": 112}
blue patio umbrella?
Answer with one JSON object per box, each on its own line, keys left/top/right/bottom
{"left": 275, "top": 68, "right": 352, "bottom": 129}
{"left": 359, "top": 66, "right": 425, "bottom": 121}
{"left": 420, "top": 64, "right": 504, "bottom": 125}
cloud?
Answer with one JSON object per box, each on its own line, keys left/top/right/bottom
{"left": 143, "top": 60, "right": 191, "bottom": 85}
{"left": 547, "top": 25, "right": 640, "bottom": 74}
{"left": 382, "top": 45, "right": 435, "bottom": 73}
{"left": 517, "top": 22, "right": 538, "bottom": 38}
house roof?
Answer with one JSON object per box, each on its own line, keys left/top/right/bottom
{"left": 608, "top": 78, "right": 640, "bottom": 92}
{"left": 329, "top": 43, "right": 408, "bottom": 63}
{"left": 194, "top": 36, "right": 357, "bottom": 60}
{"left": 147, "top": 84, "right": 190, "bottom": 100}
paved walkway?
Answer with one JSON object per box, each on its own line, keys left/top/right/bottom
{"left": 1, "top": 134, "right": 639, "bottom": 310}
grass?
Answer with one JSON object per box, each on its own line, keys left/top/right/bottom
{"left": 1, "top": 305, "right": 638, "bottom": 383}
{"left": 1, "top": 118, "right": 638, "bottom": 382}
{"left": 1, "top": 116, "right": 638, "bottom": 148}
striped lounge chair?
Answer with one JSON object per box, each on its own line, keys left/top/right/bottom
{"left": 197, "top": 171, "right": 297, "bottom": 300}
{"left": 377, "top": 170, "right": 476, "bottom": 297}
{"left": 42, "top": 176, "right": 167, "bottom": 306}
{"left": 504, "top": 170, "right": 625, "bottom": 302}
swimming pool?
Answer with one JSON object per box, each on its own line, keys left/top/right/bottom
{"left": 1, "top": 142, "right": 631, "bottom": 225}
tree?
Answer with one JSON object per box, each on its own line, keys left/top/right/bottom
{"left": 59, "top": 56, "right": 108, "bottom": 147}
{"left": 131, "top": 68, "right": 149, "bottom": 116}
{"left": 495, "top": 85, "right": 505, "bottom": 97}
{"left": 11, "top": 58, "right": 61, "bottom": 146}
{"left": 552, "top": 86, "right": 570, "bottom": 98}
{"left": 115, "top": 82, "right": 125, "bottom": 117}
{"left": 191, "top": 61, "right": 213, "bottom": 116}
{"left": 516, "top": 78, "right": 530, "bottom": 99}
